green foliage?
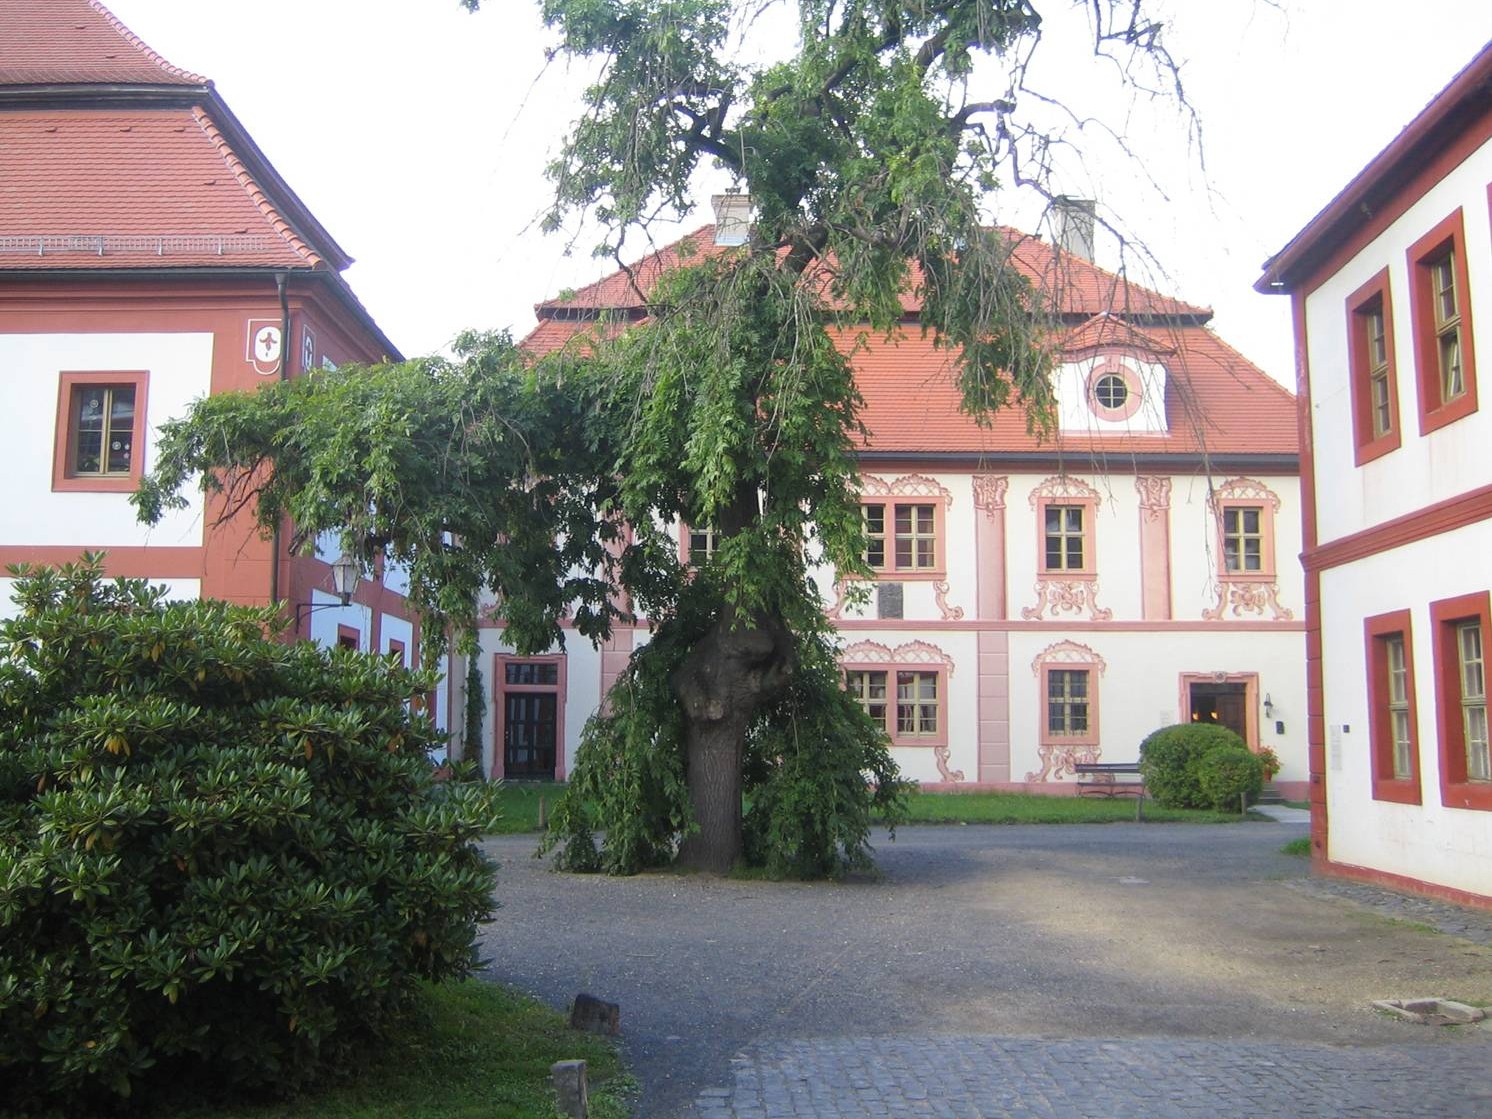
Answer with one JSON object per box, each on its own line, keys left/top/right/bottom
{"left": 140, "top": 0, "right": 1192, "bottom": 878}
{"left": 890, "top": 790, "right": 1259, "bottom": 826}
{"left": 544, "top": 610, "right": 909, "bottom": 878}
{"left": 463, "top": 656, "right": 485, "bottom": 764}
{"left": 1196, "top": 745, "right": 1265, "bottom": 812}
{"left": 133, "top": 332, "right": 624, "bottom": 662}
{"left": 740, "top": 635, "right": 910, "bottom": 879}
{"left": 1280, "top": 836, "right": 1312, "bottom": 857}
{"left": 0, "top": 559, "right": 501, "bottom": 1112}
{"left": 1139, "top": 723, "right": 1247, "bottom": 810}
{"left": 152, "top": 980, "right": 632, "bottom": 1119}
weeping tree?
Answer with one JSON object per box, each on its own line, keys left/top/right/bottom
{"left": 137, "top": 0, "right": 1193, "bottom": 875}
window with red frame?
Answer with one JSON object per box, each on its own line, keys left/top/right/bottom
{"left": 1430, "top": 592, "right": 1492, "bottom": 810}
{"left": 1046, "top": 668, "right": 1091, "bottom": 739}
{"left": 1364, "top": 610, "right": 1420, "bottom": 804}
{"left": 53, "top": 371, "right": 149, "bottom": 492}
{"left": 1221, "top": 506, "right": 1264, "bottom": 574}
{"left": 1456, "top": 621, "right": 1489, "bottom": 781}
{"left": 1042, "top": 505, "right": 1087, "bottom": 571}
{"left": 861, "top": 501, "right": 938, "bottom": 573}
{"left": 844, "top": 667, "right": 944, "bottom": 745}
{"left": 1408, "top": 210, "right": 1479, "bottom": 433}
{"left": 680, "top": 524, "right": 718, "bottom": 568}
{"left": 1346, "top": 271, "right": 1401, "bottom": 463}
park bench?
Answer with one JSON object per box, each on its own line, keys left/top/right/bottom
{"left": 1073, "top": 762, "right": 1146, "bottom": 820}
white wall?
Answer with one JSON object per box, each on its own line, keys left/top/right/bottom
{"left": 1007, "top": 629, "right": 1307, "bottom": 785}
{"left": 474, "top": 627, "right": 609, "bottom": 778}
{"left": 1302, "top": 134, "right": 1492, "bottom": 545}
{"left": 0, "top": 332, "right": 210, "bottom": 548}
{"left": 307, "top": 592, "right": 371, "bottom": 651}
{"left": 1317, "top": 526, "right": 1492, "bottom": 898}
{"left": 0, "top": 576, "right": 200, "bottom": 620}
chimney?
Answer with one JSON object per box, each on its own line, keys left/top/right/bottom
{"left": 711, "top": 192, "right": 752, "bottom": 246}
{"left": 1054, "top": 197, "right": 1096, "bottom": 262}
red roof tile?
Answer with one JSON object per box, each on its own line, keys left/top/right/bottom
{"left": 0, "top": 0, "right": 204, "bottom": 87}
{"left": 526, "top": 226, "right": 1294, "bottom": 459}
{"left": 537, "top": 226, "right": 1212, "bottom": 321}
{"left": 0, "top": 107, "right": 319, "bottom": 269}
{"left": 846, "top": 326, "right": 1296, "bottom": 457}
{"left": 1061, "top": 313, "right": 1176, "bottom": 356}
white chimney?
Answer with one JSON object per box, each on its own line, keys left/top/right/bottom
{"left": 1054, "top": 197, "right": 1096, "bottom": 262}
{"left": 712, "top": 193, "right": 753, "bottom": 246}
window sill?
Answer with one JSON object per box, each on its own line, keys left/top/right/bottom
{"left": 1439, "top": 780, "right": 1492, "bottom": 812}
{"left": 1354, "top": 431, "right": 1402, "bottom": 466}
{"left": 1041, "top": 735, "right": 1099, "bottom": 749}
{"left": 1419, "top": 391, "right": 1478, "bottom": 436}
{"left": 52, "top": 474, "right": 140, "bottom": 494}
{"left": 1371, "top": 777, "right": 1422, "bottom": 805}
{"left": 888, "top": 735, "right": 950, "bottom": 749}
{"left": 856, "top": 570, "right": 948, "bottom": 582}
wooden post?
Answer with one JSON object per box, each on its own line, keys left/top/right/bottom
{"left": 552, "top": 1059, "right": 588, "bottom": 1118}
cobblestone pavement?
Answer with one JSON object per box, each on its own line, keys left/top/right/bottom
{"left": 1286, "top": 876, "right": 1492, "bottom": 947}
{"left": 478, "top": 825, "right": 1492, "bottom": 1117}
{"left": 697, "top": 1035, "right": 1492, "bottom": 1118}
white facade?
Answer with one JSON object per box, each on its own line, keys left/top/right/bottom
{"left": 1262, "top": 45, "right": 1492, "bottom": 904}
{"left": 0, "top": 332, "right": 210, "bottom": 553}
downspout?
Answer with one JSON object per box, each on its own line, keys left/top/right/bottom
{"left": 270, "top": 271, "right": 290, "bottom": 612}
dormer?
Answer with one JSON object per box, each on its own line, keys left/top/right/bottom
{"left": 1054, "top": 314, "right": 1172, "bottom": 435}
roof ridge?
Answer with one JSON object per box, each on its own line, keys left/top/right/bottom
{"left": 191, "top": 106, "right": 321, "bottom": 269}
{"left": 536, "top": 225, "right": 719, "bottom": 310}
{"left": 88, "top": 0, "right": 207, "bottom": 85}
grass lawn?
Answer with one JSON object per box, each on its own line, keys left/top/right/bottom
{"left": 490, "top": 781, "right": 568, "bottom": 834}
{"left": 491, "top": 781, "right": 1258, "bottom": 832}
{"left": 891, "top": 789, "right": 1260, "bottom": 825}
{"left": 164, "top": 981, "right": 631, "bottom": 1119}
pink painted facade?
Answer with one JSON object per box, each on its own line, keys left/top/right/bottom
{"left": 472, "top": 216, "right": 1307, "bottom": 794}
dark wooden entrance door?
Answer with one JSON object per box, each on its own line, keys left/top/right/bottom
{"left": 504, "top": 692, "right": 557, "bottom": 778}
{"left": 1190, "top": 682, "right": 1248, "bottom": 743}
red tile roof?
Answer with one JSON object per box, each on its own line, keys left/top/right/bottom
{"left": 537, "top": 227, "right": 1212, "bottom": 322}
{"left": 846, "top": 326, "right": 1296, "bottom": 457}
{"left": 0, "top": 108, "right": 320, "bottom": 269}
{"left": 525, "top": 227, "right": 1295, "bottom": 460}
{"left": 0, "top": 0, "right": 205, "bottom": 87}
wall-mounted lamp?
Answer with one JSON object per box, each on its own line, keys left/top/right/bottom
{"left": 1262, "top": 692, "right": 1274, "bottom": 720}
{"left": 294, "top": 554, "right": 362, "bottom": 625}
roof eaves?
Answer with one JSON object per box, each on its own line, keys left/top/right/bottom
{"left": 192, "top": 105, "right": 323, "bottom": 270}
{"left": 1257, "top": 39, "right": 1492, "bottom": 294}
{"left": 198, "top": 91, "right": 354, "bottom": 272}
{"left": 309, "top": 269, "right": 403, "bottom": 363}
{"left": 88, "top": 0, "right": 207, "bottom": 85}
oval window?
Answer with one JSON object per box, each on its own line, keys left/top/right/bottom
{"left": 1094, "top": 373, "right": 1129, "bottom": 411}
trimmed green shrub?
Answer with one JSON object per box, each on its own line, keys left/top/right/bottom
{"left": 0, "top": 558, "right": 501, "bottom": 1112}
{"left": 1197, "top": 745, "right": 1266, "bottom": 812}
{"left": 1139, "top": 722, "right": 1247, "bottom": 809}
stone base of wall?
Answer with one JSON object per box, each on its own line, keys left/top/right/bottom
{"left": 1317, "top": 856, "right": 1492, "bottom": 913}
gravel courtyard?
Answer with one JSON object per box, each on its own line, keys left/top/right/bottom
{"left": 477, "top": 822, "right": 1492, "bottom": 1117}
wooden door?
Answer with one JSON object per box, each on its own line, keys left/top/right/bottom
{"left": 504, "top": 692, "right": 557, "bottom": 778}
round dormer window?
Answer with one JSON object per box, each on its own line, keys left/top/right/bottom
{"left": 1094, "top": 373, "right": 1128, "bottom": 410}
{"left": 1086, "top": 358, "right": 1143, "bottom": 421}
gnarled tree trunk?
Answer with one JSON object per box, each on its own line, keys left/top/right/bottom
{"left": 672, "top": 613, "right": 793, "bottom": 873}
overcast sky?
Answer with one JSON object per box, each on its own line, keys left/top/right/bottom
{"left": 105, "top": 1, "right": 1492, "bottom": 385}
